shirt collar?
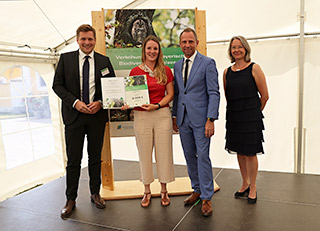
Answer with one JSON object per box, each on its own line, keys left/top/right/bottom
{"left": 184, "top": 50, "right": 197, "bottom": 63}
{"left": 79, "top": 49, "right": 94, "bottom": 60}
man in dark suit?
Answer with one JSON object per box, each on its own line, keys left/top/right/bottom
{"left": 53, "top": 24, "right": 115, "bottom": 219}
{"left": 172, "top": 28, "right": 220, "bottom": 216}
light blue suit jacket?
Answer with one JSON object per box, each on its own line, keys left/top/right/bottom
{"left": 172, "top": 52, "right": 220, "bottom": 127}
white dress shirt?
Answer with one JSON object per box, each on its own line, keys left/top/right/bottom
{"left": 182, "top": 50, "right": 197, "bottom": 83}
{"left": 73, "top": 50, "right": 96, "bottom": 107}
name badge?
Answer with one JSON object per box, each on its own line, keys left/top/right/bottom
{"left": 101, "top": 67, "right": 110, "bottom": 76}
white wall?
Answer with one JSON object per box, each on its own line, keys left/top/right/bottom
{"left": 208, "top": 38, "right": 299, "bottom": 172}
{"left": 304, "top": 37, "right": 320, "bottom": 174}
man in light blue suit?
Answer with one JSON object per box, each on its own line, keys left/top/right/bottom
{"left": 172, "top": 28, "right": 220, "bottom": 217}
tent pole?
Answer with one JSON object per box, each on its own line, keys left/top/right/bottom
{"left": 207, "top": 32, "right": 320, "bottom": 45}
{"left": 296, "top": 0, "right": 305, "bottom": 174}
{"left": 121, "top": 0, "right": 148, "bottom": 9}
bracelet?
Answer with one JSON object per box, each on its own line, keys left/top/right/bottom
{"left": 155, "top": 103, "right": 161, "bottom": 110}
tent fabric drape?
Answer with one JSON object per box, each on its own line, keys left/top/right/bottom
{"left": 0, "top": 61, "right": 65, "bottom": 201}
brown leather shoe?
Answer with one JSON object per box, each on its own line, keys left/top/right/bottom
{"left": 60, "top": 200, "right": 75, "bottom": 219}
{"left": 184, "top": 192, "right": 201, "bottom": 205}
{"left": 201, "top": 200, "right": 212, "bottom": 217}
{"left": 90, "top": 194, "right": 106, "bottom": 209}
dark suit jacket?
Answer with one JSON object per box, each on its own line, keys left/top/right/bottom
{"left": 52, "top": 50, "right": 115, "bottom": 125}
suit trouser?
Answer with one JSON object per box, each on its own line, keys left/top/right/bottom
{"left": 64, "top": 113, "right": 105, "bottom": 200}
{"left": 178, "top": 112, "right": 214, "bottom": 200}
{"left": 134, "top": 107, "right": 175, "bottom": 185}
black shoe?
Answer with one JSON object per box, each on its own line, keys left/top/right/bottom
{"left": 234, "top": 186, "right": 250, "bottom": 198}
{"left": 248, "top": 192, "right": 257, "bottom": 204}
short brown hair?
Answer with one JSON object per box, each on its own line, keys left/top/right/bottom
{"left": 76, "top": 24, "right": 96, "bottom": 39}
{"left": 179, "top": 27, "right": 198, "bottom": 41}
{"left": 228, "top": 35, "right": 251, "bottom": 63}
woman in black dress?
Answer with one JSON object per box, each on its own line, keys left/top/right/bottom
{"left": 223, "top": 36, "right": 269, "bottom": 204}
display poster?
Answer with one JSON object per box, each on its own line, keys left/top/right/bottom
{"left": 104, "top": 9, "right": 195, "bottom": 71}
{"left": 101, "top": 75, "right": 149, "bottom": 109}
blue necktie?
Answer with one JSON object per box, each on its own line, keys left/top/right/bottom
{"left": 82, "top": 55, "right": 90, "bottom": 104}
{"left": 184, "top": 59, "right": 190, "bottom": 87}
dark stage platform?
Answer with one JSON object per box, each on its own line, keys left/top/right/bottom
{"left": 1, "top": 160, "right": 320, "bottom": 231}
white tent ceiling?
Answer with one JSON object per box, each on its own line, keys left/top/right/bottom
{"left": 2, "top": 0, "right": 319, "bottom": 52}
{"left": 0, "top": 0, "right": 134, "bottom": 50}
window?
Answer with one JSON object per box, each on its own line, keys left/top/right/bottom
{"left": 0, "top": 66, "right": 55, "bottom": 169}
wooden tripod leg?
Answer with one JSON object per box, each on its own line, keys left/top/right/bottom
{"left": 101, "top": 122, "right": 114, "bottom": 191}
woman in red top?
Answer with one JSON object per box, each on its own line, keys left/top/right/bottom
{"left": 123, "top": 35, "right": 174, "bottom": 208}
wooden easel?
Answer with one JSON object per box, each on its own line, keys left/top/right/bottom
{"left": 92, "top": 8, "right": 220, "bottom": 200}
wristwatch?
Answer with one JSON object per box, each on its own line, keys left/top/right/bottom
{"left": 207, "top": 118, "right": 214, "bottom": 122}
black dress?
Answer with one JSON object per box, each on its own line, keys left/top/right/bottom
{"left": 225, "top": 62, "right": 264, "bottom": 156}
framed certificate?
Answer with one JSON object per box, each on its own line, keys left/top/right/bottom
{"left": 101, "top": 75, "right": 149, "bottom": 109}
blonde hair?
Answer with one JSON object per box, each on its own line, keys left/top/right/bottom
{"left": 141, "top": 35, "right": 167, "bottom": 85}
{"left": 228, "top": 35, "right": 251, "bottom": 63}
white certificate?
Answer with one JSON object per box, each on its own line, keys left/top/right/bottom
{"left": 101, "top": 75, "right": 149, "bottom": 109}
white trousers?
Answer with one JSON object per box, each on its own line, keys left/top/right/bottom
{"left": 134, "top": 107, "right": 175, "bottom": 185}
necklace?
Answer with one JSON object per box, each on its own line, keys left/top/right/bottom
{"left": 141, "top": 64, "right": 156, "bottom": 77}
{"left": 233, "top": 62, "right": 250, "bottom": 71}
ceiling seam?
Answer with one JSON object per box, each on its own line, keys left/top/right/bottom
{"left": 32, "top": 0, "right": 67, "bottom": 48}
